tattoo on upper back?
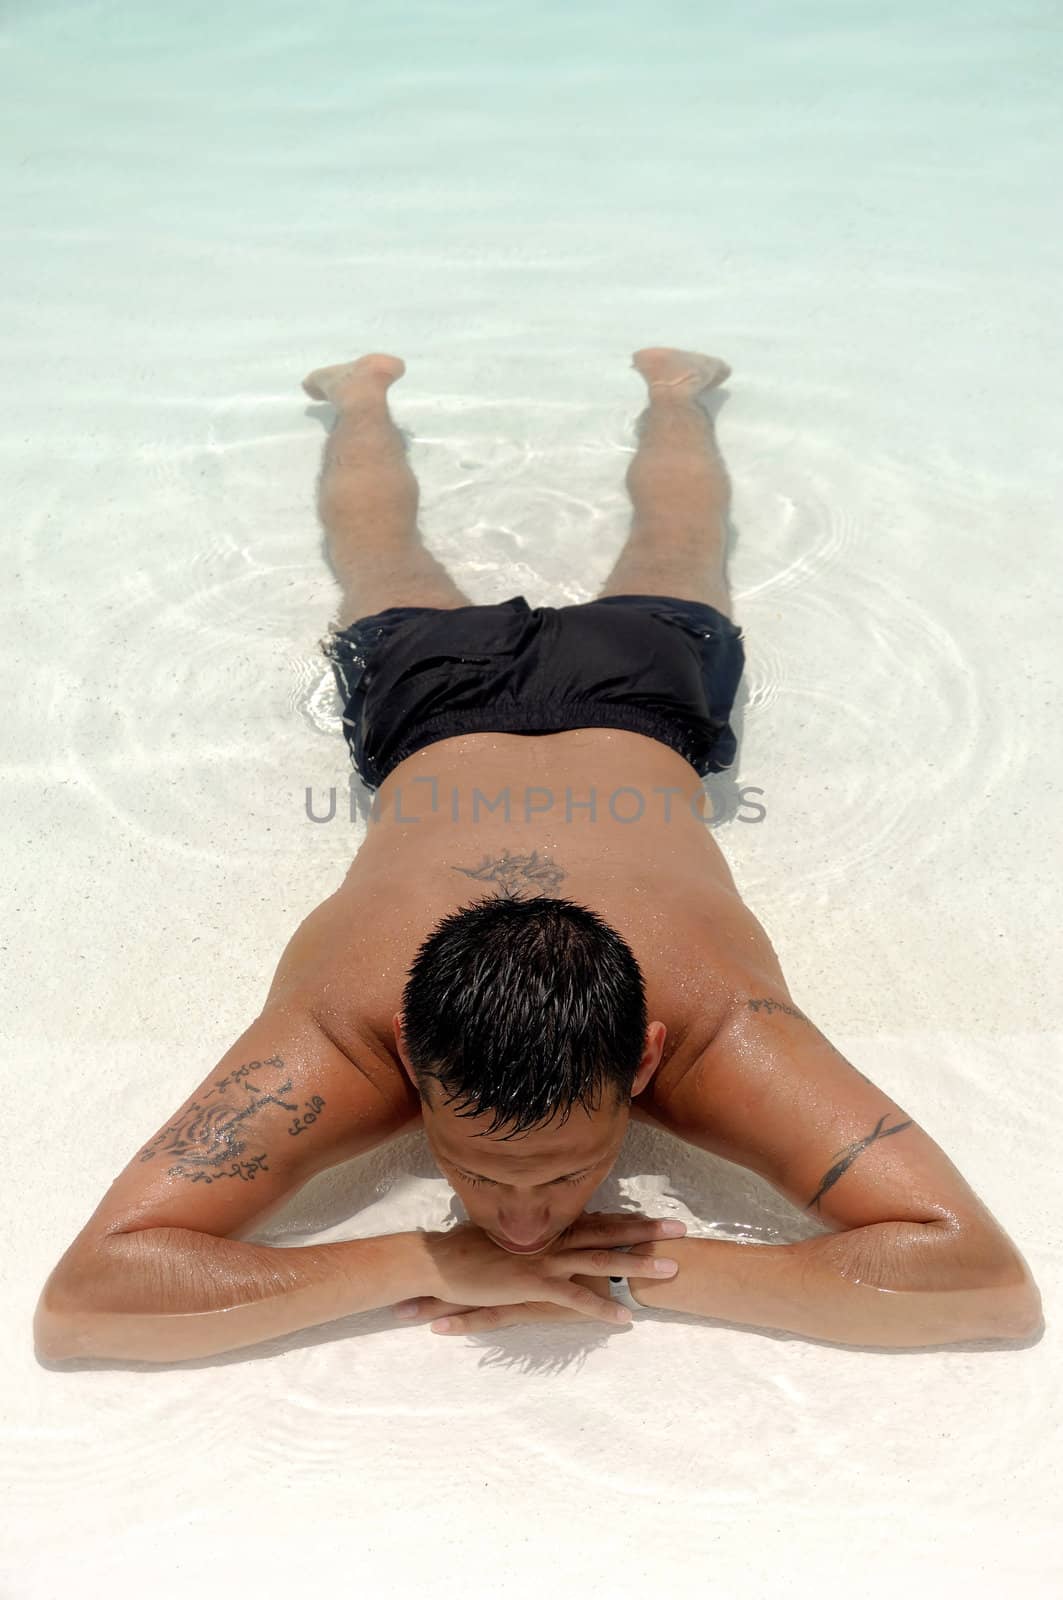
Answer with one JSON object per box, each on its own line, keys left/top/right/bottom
{"left": 452, "top": 848, "right": 566, "bottom": 896}
{"left": 136, "top": 1053, "right": 327, "bottom": 1187}
{"left": 805, "top": 1113, "right": 914, "bottom": 1212}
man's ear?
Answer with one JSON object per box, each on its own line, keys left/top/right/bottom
{"left": 392, "top": 1012, "right": 415, "bottom": 1084}
{"left": 632, "top": 1020, "right": 667, "bottom": 1098}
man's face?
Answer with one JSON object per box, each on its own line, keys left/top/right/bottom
{"left": 392, "top": 1011, "right": 663, "bottom": 1254}
{"left": 419, "top": 1090, "right": 629, "bottom": 1254}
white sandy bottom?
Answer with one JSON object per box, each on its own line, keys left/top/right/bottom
{"left": 2, "top": 0, "right": 1061, "bottom": 1596}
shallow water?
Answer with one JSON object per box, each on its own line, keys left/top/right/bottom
{"left": 2, "top": 1, "right": 1061, "bottom": 1596}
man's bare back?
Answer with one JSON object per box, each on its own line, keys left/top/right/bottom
{"left": 275, "top": 727, "right": 773, "bottom": 1109}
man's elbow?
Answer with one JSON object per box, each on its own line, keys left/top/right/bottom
{"left": 34, "top": 1299, "right": 78, "bottom": 1364}
{"left": 1001, "top": 1286, "right": 1043, "bottom": 1340}
{"left": 813, "top": 1216, "right": 1044, "bottom": 1345}
{"left": 33, "top": 1234, "right": 127, "bottom": 1364}
{"left": 942, "top": 1221, "right": 1044, "bottom": 1341}
{"left": 983, "top": 1253, "right": 1044, "bottom": 1340}
{"left": 34, "top": 1274, "right": 84, "bottom": 1363}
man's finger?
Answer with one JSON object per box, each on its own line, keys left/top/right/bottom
{"left": 394, "top": 1297, "right": 474, "bottom": 1321}
{"left": 432, "top": 1305, "right": 511, "bottom": 1335}
{"left": 567, "top": 1212, "right": 687, "bottom": 1248}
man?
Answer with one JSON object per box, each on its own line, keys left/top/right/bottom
{"left": 35, "top": 347, "right": 1041, "bottom": 1364}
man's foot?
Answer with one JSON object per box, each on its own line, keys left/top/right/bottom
{"left": 631, "top": 347, "right": 731, "bottom": 399}
{"left": 301, "top": 353, "right": 406, "bottom": 407}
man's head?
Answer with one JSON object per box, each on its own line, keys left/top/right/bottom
{"left": 392, "top": 892, "right": 665, "bottom": 1254}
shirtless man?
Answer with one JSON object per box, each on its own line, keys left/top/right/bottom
{"left": 34, "top": 347, "right": 1041, "bottom": 1364}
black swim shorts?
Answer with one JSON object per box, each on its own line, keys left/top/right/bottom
{"left": 320, "top": 592, "right": 745, "bottom": 793}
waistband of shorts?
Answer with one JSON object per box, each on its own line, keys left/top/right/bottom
{"left": 385, "top": 698, "right": 709, "bottom": 766}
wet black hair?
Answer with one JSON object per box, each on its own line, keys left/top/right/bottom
{"left": 399, "top": 892, "right": 649, "bottom": 1139}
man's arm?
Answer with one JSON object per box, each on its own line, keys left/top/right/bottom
{"left": 35, "top": 1226, "right": 434, "bottom": 1364}
{"left": 630, "top": 994, "right": 1042, "bottom": 1347}
{"left": 34, "top": 946, "right": 426, "bottom": 1364}
{"left": 624, "top": 1230, "right": 1039, "bottom": 1346}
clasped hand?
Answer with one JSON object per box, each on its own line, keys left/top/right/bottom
{"left": 392, "top": 1211, "right": 684, "bottom": 1336}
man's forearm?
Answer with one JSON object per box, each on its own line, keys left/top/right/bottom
{"left": 34, "top": 1228, "right": 433, "bottom": 1364}
{"left": 625, "top": 1224, "right": 1043, "bottom": 1347}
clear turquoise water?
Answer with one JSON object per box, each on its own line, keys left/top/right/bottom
{"left": 3, "top": 3, "right": 1059, "bottom": 1596}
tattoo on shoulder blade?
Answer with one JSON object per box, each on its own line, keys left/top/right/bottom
{"left": 805, "top": 1114, "right": 914, "bottom": 1212}
{"left": 452, "top": 848, "right": 566, "bottom": 896}
{"left": 136, "top": 1054, "right": 328, "bottom": 1187}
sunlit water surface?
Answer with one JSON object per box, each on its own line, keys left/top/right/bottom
{"left": 2, "top": 2, "right": 1060, "bottom": 1597}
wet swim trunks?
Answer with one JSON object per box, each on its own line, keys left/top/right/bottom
{"left": 320, "top": 592, "right": 745, "bottom": 793}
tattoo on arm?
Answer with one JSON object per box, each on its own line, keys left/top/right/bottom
{"left": 742, "top": 1001, "right": 914, "bottom": 1209}
{"left": 744, "top": 997, "right": 874, "bottom": 1083}
{"left": 746, "top": 997, "right": 808, "bottom": 1020}
{"left": 452, "top": 848, "right": 566, "bottom": 896}
{"left": 805, "top": 1113, "right": 914, "bottom": 1212}
{"left": 136, "top": 1054, "right": 327, "bottom": 1187}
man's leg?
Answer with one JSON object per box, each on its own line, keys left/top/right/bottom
{"left": 303, "top": 353, "right": 474, "bottom": 628}
{"left": 599, "top": 346, "right": 735, "bottom": 617}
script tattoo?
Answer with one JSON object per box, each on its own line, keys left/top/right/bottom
{"left": 136, "top": 1053, "right": 327, "bottom": 1186}
{"left": 805, "top": 1113, "right": 914, "bottom": 1212}
{"left": 747, "top": 998, "right": 809, "bottom": 1021}
{"left": 745, "top": 996, "right": 874, "bottom": 1083}
{"left": 452, "top": 848, "right": 566, "bottom": 896}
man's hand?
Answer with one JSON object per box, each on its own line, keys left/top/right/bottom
{"left": 392, "top": 1211, "right": 685, "bottom": 1334}
{"left": 396, "top": 1293, "right": 616, "bottom": 1335}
